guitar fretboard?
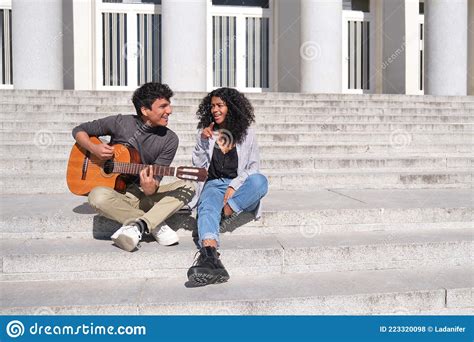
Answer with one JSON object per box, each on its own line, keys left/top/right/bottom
{"left": 112, "top": 162, "right": 176, "bottom": 177}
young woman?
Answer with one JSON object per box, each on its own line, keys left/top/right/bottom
{"left": 187, "top": 87, "right": 268, "bottom": 286}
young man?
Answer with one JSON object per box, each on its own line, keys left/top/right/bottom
{"left": 72, "top": 82, "right": 195, "bottom": 252}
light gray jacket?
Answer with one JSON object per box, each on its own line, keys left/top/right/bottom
{"left": 187, "top": 127, "right": 263, "bottom": 218}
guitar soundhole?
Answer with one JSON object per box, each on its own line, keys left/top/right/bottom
{"left": 103, "top": 160, "right": 114, "bottom": 174}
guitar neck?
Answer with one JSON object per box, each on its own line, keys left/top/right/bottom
{"left": 112, "top": 162, "right": 176, "bottom": 177}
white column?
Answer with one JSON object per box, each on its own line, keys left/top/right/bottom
{"left": 300, "top": 0, "right": 342, "bottom": 93}
{"left": 404, "top": 0, "right": 421, "bottom": 94}
{"left": 73, "top": 0, "right": 95, "bottom": 90}
{"left": 161, "top": 0, "right": 207, "bottom": 91}
{"left": 424, "top": 0, "right": 468, "bottom": 96}
{"left": 12, "top": 0, "right": 64, "bottom": 89}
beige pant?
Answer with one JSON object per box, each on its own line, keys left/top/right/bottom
{"left": 88, "top": 180, "right": 196, "bottom": 231}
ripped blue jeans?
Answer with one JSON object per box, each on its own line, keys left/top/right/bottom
{"left": 197, "top": 173, "right": 268, "bottom": 246}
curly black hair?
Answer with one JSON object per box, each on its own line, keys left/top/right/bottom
{"left": 196, "top": 88, "right": 255, "bottom": 144}
{"left": 132, "top": 82, "right": 174, "bottom": 117}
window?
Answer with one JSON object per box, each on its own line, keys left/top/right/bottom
{"left": 246, "top": 17, "right": 269, "bottom": 88}
{"left": 137, "top": 13, "right": 161, "bottom": 84}
{"left": 212, "top": 0, "right": 269, "bottom": 8}
{"left": 102, "top": 12, "right": 128, "bottom": 86}
{"left": 343, "top": 0, "right": 370, "bottom": 13}
{"left": 0, "top": 9, "right": 12, "bottom": 85}
{"left": 213, "top": 16, "right": 237, "bottom": 87}
{"left": 103, "top": 0, "right": 161, "bottom": 4}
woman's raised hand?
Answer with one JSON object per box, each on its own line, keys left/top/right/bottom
{"left": 201, "top": 122, "right": 215, "bottom": 139}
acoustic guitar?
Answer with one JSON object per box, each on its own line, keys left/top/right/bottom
{"left": 66, "top": 137, "right": 207, "bottom": 196}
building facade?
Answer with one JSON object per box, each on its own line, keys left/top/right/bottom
{"left": 0, "top": 0, "right": 472, "bottom": 95}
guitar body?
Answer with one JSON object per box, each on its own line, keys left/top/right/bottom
{"left": 66, "top": 137, "right": 141, "bottom": 196}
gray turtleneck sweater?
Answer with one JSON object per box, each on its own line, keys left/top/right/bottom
{"left": 72, "top": 114, "right": 179, "bottom": 182}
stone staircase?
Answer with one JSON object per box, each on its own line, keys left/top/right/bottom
{"left": 0, "top": 90, "right": 472, "bottom": 315}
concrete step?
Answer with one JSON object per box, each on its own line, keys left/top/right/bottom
{"left": 0, "top": 91, "right": 472, "bottom": 103}
{"left": 4, "top": 120, "right": 469, "bottom": 131}
{"left": 1, "top": 169, "right": 471, "bottom": 194}
{"left": 2, "top": 103, "right": 474, "bottom": 114}
{"left": 1, "top": 155, "right": 471, "bottom": 172}
{"left": 270, "top": 168, "right": 472, "bottom": 190}
{"left": 1, "top": 121, "right": 471, "bottom": 134}
{"left": 2, "top": 96, "right": 474, "bottom": 109}
{"left": 1, "top": 189, "right": 471, "bottom": 239}
{"left": 2, "top": 141, "right": 472, "bottom": 158}
{"left": 1, "top": 265, "right": 472, "bottom": 315}
{"left": 0, "top": 228, "right": 471, "bottom": 282}
{"left": 3, "top": 113, "right": 474, "bottom": 124}
{"left": 3, "top": 110, "right": 473, "bottom": 123}
{"left": 1, "top": 89, "right": 473, "bottom": 102}
{"left": 0, "top": 122, "right": 474, "bottom": 140}
{"left": 2, "top": 131, "right": 471, "bottom": 144}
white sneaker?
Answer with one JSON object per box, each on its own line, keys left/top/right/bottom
{"left": 111, "top": 225, "right": 142, "bottom": 252}
{"left": 151, "top": 224, "right": 179, "bottom": 246}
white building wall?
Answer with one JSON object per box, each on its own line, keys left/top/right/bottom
{"left": 381, "top": 0, "right": 405, "bottom": 94}
{"left": 8, "top": 0, "right": 470, "bottom": 95}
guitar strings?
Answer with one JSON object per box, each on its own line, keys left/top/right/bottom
{"left": 86, "top": 161, "right": 173, "bottom": 169}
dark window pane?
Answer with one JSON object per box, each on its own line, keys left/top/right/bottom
{"left": 344, "top": 0, "right": 370, "bottom": 12}
{"left": 343, "top": 0, "right": 352, "bottom": 10}
{"left": 212, "top": 0, "right": 269, "bottom": 8}
{"left": 103, "top": 0, "right": 162, "bottom": 4}
{"left": 351, "top": 0, "right": 370, "bottom": 12}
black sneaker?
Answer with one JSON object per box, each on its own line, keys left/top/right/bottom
{"left": 187, "top": 246, "right": 230, "bottom": 286}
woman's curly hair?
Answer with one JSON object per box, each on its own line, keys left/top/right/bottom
{"left": 196, "top": 88, "right": 255, "bottom": 144}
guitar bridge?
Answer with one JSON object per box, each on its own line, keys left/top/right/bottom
{"left": 81, "top": 151, "right": 90, "bottom": 180}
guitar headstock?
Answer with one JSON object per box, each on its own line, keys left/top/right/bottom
{"left": 176, "top": 166, "right": 208, "bottom": 182}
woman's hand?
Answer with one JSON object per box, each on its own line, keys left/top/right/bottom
{"left": 223, "top": 186, "right": 235, "bottom": 205}
{"left": 201, "top": 122, "right": 215, "bottom": 139}
{"left": 223, "top": 186, "right": 236, "bottom": 217}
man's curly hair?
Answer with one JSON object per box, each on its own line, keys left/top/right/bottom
{"left": 196, "top": 87, "right": 255, "bottom": 144}
{"left": 132, "top": 82, "right": 174, "bottom": 117}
